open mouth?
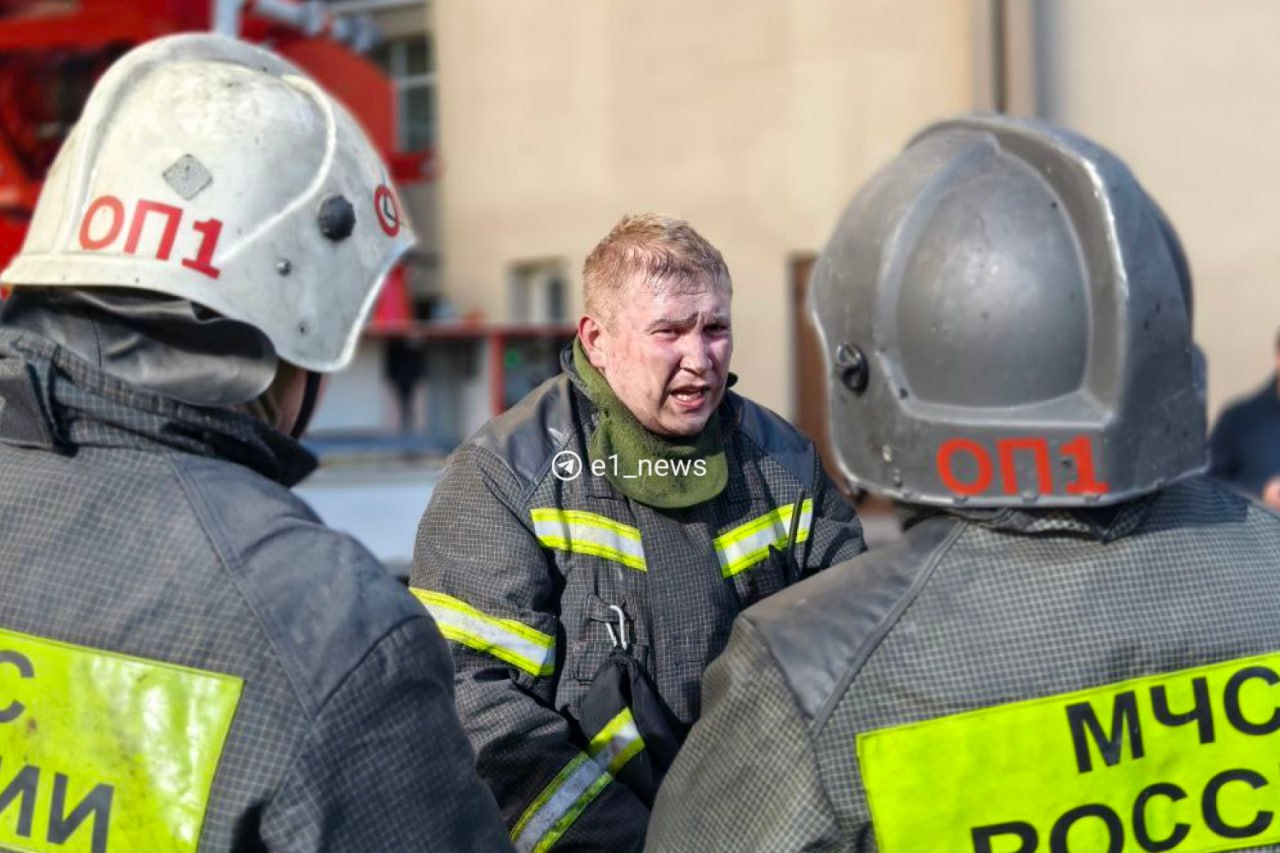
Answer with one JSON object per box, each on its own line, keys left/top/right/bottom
{"left": 670, "top": 386, "right": 711, "bottom": 408}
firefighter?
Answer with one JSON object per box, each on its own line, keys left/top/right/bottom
{"left": 646, "top": 115, "right": 1280, "bottom": 852}
{"left": 411, "top": 213, "right": 866, "bottom": 850}
{"left": 0, "top": 34, "right": 509, "bottom": 851}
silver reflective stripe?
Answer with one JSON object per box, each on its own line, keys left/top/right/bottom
{"left": 588, "top": 707, "right": 645, "bottom": 776}
{"left": 531, "top": 508, "right": 646, "bottom": 571}
{"left": 714, "top": 498, "right": 815, "bottom": 578}
{"left": 410, "top": 589, "right": 555, "bottom": 677}
{"left": 511, "top": 754, "right": 610, "bottom": 853}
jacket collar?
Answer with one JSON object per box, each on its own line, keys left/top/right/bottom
{"left": 0, "top": 329, "right": 316, "bottom": 487}
{"left": 560, "top": 343, "right": 747, "bottom": 504}
{"left": 558, "top": 342, "right": 742, "bottom": 432}
{"left": 902, "top": 497, "right": 1155, "bottom": 542}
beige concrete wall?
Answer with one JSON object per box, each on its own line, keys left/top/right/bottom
{"left": 1031, "top": 0, "right": 1280, "bottom": 419}
{"left": 433, "top": 0, "right": 976, "bottom": 417}
{"left": 367, "top": 4, "right": 440, "bottom": 292}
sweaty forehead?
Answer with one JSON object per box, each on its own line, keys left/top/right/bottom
{"left": 623, "top": 272, "right": 729, "bottom": 306}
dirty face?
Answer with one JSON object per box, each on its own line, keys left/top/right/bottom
{"left": 585, "top": 273, "right": 732, "bottom": 438}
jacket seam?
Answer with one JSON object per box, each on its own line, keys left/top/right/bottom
{"left": 170, "top": 455, "right": 433, "bottom": 822}
{"left": 262, "top": 615, "right": 429, "bottom": 827}
{"left": 520, "top": 382, "right": 591, "bottom": 506}
{"left": 469, "top": 441, "right": 562, "bottom": 532}
{"left": 470, "top": 384, "right": 587, "bottom": 508}
{"left": 524, "top": 424, "right": 579, "bottom": 507}
{"left": 741, "top": 618, "right": 843, "bottom": 834}
{"left": 166, "top": 455, "right": 317, "bottom": 717}
{"left": 735, "top": 403, "right": 816, "bottom": 491}
{"left": 812, "top": 520, "right": 968, "bottom": 731}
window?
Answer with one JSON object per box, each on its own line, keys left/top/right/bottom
{"left": 510, "top": 260, "right": 568, "bottom": 325}
{"left": 370, "top": 35, "right": 436, "bottom": 151}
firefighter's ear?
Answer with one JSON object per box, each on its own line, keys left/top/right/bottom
{"left": 578, "top": 314, "right": 608, "bottom": 373}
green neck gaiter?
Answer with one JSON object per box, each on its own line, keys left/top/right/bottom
{"left": 573, "top": 339, "right": 728, "bottom": 509}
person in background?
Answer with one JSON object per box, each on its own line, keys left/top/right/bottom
{"left": 383, "top": 335, "right": 426, "bottom": 433}
{"left": 1210, "top": 330, "right": 1280, "bottom": 508}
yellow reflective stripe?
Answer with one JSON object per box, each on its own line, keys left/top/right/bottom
{"left": 411, "top": 588, "right": 555, "bottom": 677}
{"left": 0, "top": 626, "right": 242, "bottom": 852}
{"left": 587, "top": 707, "right": 646, "bottom": 776}
{"left": 511, "top": 753, "right": 610, "bottom": 853}
{"left": 714, "top": 498, "right": 814, "bottom": 578}
{"left": 858, "top": 651, "right": 1280, "bottom": 852}
{"left": 532, "top": 508, "right": 639, "bottom": 541}
{"left": 531, "top": 508, "right": 647, "bottom": 571}
{"left": 535, "top": 772, "right": 612, "bottom": 853}
{"left": 511, "top": 709, "right": 646, "bottom": 852}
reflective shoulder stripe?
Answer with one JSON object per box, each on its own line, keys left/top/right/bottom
{"left": 511, "top": 753, "right": 611, "bottom": 853}
{"left": 531, "top": 508, "right": 647, "bottom": 572}
{"left": 714, "top": 498, "right": 815, "bottom": 578}
{"left": 587, "top": 707, "right": 646, "bottom": 776}
{"left": 410, "top": 588, "right": 556, "bottom": 677}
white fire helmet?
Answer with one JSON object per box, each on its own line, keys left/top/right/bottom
{"left": 0, "top": 33, "right": 416, "bottom": 373}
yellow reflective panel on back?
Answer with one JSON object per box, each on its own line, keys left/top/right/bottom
{"left": 858, "top": 652, "right": 1280, "bottom": 853}
{"left": 0, "top": 627, "right": 243, "bottom": 852}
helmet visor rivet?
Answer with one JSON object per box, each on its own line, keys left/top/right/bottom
{"left": 318, "top": 195, "right": 356, "bottom": 241}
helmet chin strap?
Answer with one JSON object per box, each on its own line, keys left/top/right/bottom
{"left": 290, "top": 370, "right": 324, "bottom": 440}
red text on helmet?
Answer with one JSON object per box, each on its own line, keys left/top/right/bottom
{"left": 937, "top": 436, "right": 1110, "bottom": 498}
{"left": 78, "top": 196, "right": 223, "bottom": 280}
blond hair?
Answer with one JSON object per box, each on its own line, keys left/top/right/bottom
{"left": 583, "top": 214, "right": 730, "bottom": 323}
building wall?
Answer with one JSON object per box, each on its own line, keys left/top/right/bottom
{"left": 369, "top": 2, "right": 441, "bottom": 296}
{"left": 312, "top": 0, "right": 438, "bottom": 438}
{"left": 431, "top": 0, "right": 1280, "bottom": 426}
{"left": 433, "top": 0, "right": 977, "bottom": 417}
{"left": 1025, "top": 0, "right": 1280, "bottom": 418}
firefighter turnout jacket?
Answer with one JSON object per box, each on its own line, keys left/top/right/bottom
{"left": 0, "top": 328, "right": 511, "bottom": 852}
{"left": 412, "top": 348, "right": 865, "bottom": 851}
{"left": 648, "top": 477, "right": 1280, "bottom": 852}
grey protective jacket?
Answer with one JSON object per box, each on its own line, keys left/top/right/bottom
{"left": 0, "top": 328, "right": 510, "bottom": 852}
{"left": 649, "top": 476, "right": 1280, "bottom": 852}
{"left": 412, "top": 351, "right": 865, "bottom": 852}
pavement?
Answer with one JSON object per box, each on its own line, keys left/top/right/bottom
{"left": 295, "top": 459, "right": 442, "bottom": 581}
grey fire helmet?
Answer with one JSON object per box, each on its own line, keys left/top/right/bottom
{"left": 810, "top": 114, "right": 1206, "bottom": 508}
